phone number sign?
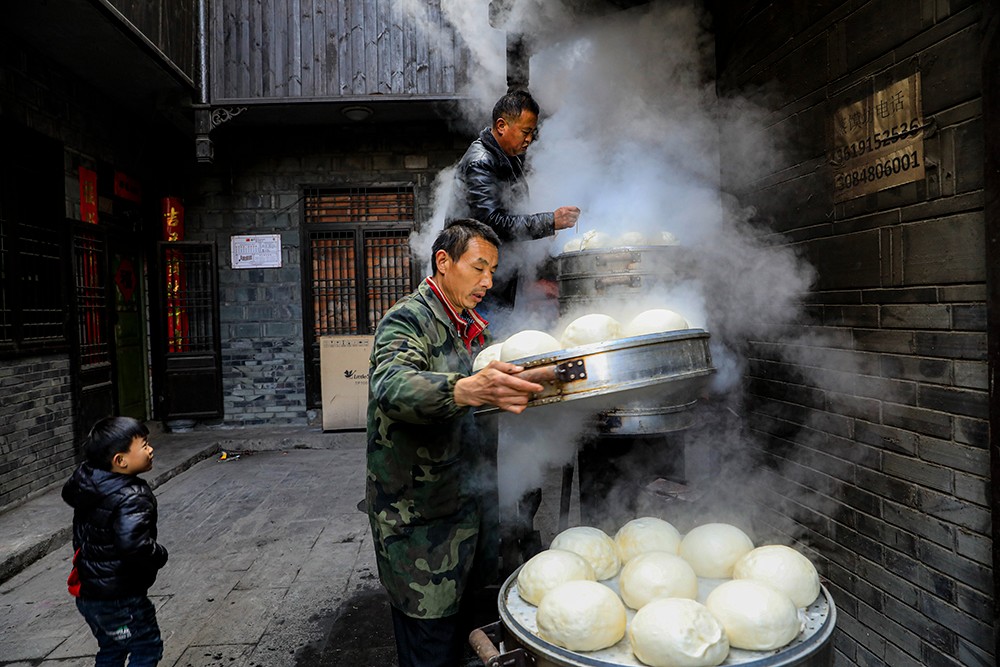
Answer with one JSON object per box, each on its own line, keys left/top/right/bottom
{"left": 231, "top": 234, "right": 282, "bottom": 269}
{"left": 831, "top": 73, "right": 924, "bottom": 202}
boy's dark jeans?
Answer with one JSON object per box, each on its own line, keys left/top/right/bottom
{"left": 76, "top": 596, "right": 163, "bottom": 666}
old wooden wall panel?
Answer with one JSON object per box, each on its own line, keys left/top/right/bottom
{"left": 107, "top": 0, "right": 196, "bottom": 79}
{"left": 211, "top": 0, "right": 464, "bottom": 102}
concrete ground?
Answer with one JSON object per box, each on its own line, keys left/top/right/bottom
{"left": 0, "top": 424, "right": 576, "bottom": 667}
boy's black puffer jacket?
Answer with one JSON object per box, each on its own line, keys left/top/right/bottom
{"left": 62, "top": 464, "right": 168, "bottom": 599}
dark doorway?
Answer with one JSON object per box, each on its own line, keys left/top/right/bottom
{"left": 71, "top": 224, "right": 114, "bottom": 439}
{"left": 110, "top": 240, "right": 149, "bottom": 419}
{"left": 155, "top": 241, "right": 223, "bottom": 421}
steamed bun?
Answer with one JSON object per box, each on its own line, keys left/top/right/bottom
{"left": 623, "top": 309, "right": 689, "bottom": 337}
{"left": 536, "top": 580, "right": 627, "bottom": 652}
{"left": 472, "top": 343, "right": 503, "bottom": 372}
{"left": 580, "top": 230, "right": 614, "bottom": 250}
{"left": 560, "top": 314, "right": 622, "bottom": 348}
{"left": 550, "top": 526, "right": 621, "bottom": 580}
{"left": 679, "top": 523, "right": 754, "bottom": 579}
{"left": 617, "top": 231, "right": 648, "bottom": 246}
{"left": 733, "top": 545, "right": 820, "bottom": 608}
{"left": 500, "top": 330, "right": 561, "bottom": 362}
{"left": 614, "top": 516, "right": 682, "bottom": 563}
{"left": 628, "top": 598, "right": 729, "bottom": 667}
{"left": 516, "top": 549, "right": 596, "bottom": 606}
{"left": 705, "top": 579, "right": 802, "bottom": 651}
{"left": 651, "top": 231, "right": 680, "bottom": 245}
{"left": 619, "top": 551, "right": 698, "bottom": 610}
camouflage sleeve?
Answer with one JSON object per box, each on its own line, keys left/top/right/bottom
{"left": 370, "top": 307, "right": 468, "bottom": 424}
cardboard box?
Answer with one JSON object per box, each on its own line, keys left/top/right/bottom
{"left": 320, "top": 335, "right": 374, "bottom": 431}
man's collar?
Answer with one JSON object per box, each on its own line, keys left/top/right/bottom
{"left": 424, "top": 277, "right": 488, "bottom": 351}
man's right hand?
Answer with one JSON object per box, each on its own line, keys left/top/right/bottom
{"left": 554, "top": 206, "right": 581, "bottom": 230}
{"left": 455, "top": 361, "right": 545, "bottom": 414}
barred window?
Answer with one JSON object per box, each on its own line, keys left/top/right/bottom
{"left": 0, "top": 126, "right": 68, "bottom": 356}
{"left": 301, "top": 186, "right": 414, "bottom": 407}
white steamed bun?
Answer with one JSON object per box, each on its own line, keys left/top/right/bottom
{"left": 472, "top": 343, "right": 503, "bottom": 372}
{"left": 705, "top": 579, "right": 802, "bottom": 651}
{"left": 550, "top": 526, "right": 621, "bottom": 580}
{"left": 619, "top": 551, "right": 698, "bottom": 610}
{"left": 560, "top": 313, "right": 622, "bottom": 348}
{"left": 628, "top": 598, "right": 729, "bottom": 667}
{"left": 516, "top": 549, "right": 596, "bottom": 606}
{"left": 500, "top": 330, "right": 561, "bottom": 362}
{"left": 732, "top": 544, "right": 820, "bottom": 608}
{"left": 617, "top": 231, "right": 648, "bottom": 246}
{"left": 614, "top": 516, "right": 682, "bottom": 563}
{"left": 623, "top": 309, "right": 689, "bottom": 337}
{"left": 679, "top": 523, "right": 754, "bottom": 579}
{"left": 536, "top": 580, "right": 627, "bottom": 652}
{"left": 580, "top": 230, "right": 614, "bottom": 250}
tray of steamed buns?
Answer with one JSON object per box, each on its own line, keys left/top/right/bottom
{"left": 499, "top": 518, "right": 835, "bottom": 666}
{"left": 473, "top": 308, "right": 715, "bottom": 412}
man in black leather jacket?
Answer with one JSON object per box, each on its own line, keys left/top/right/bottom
{"left": 449, "top": 89, "right": 580, "bottom": 332}
{"left": 63, "top": 416, "right": 168, "bottom": 666}
{"left": 449, "top": 90, "right": 580, "bottom": 576}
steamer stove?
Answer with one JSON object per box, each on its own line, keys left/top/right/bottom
{"left": 472, "top": 244, "right": 837, "bottom": 667}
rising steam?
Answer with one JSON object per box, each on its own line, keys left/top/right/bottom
{"left": 406, "top": 0, "right": 823, "bottom": 536}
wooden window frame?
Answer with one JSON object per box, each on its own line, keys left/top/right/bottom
{"left": 300, "top": 185, "right": 417, "bottom": 408}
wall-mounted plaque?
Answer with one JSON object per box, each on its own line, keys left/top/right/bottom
{"left": 831, "top": 73, "right": 924, "bottom": 202}
{"left": 231, "top": 234, "right": 282, "bottom": 269}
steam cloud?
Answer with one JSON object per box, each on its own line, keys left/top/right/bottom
{"left": 408, "top": 0, "right": 824, "bottom": 539}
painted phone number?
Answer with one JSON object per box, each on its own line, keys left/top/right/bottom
{"left": 831, "top": 119, "right": 922, "bottom": 163}
{"left": 834, "top": 150, "right": 922, "bottom": 193}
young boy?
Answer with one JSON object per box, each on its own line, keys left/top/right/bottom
{"left": 62, "top": 416, "right": 169, "bottom": 667}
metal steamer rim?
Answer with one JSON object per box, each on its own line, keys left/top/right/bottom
{"left": 475, "top": 329, "right": 715, "bottom": 416}
{"left": 498, "top": 565, "right": 836, "bottom": 667}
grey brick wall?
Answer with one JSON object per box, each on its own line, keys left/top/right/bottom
{"left": 0, "top": 356, "right": 75, "bottom": 507}
{"left": 716, "top": 2, "right": 990, "bottom": 665}
{"left": 185, "top": 124, "right": 464, "bottom": 426}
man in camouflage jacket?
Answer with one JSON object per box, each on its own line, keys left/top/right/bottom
{"left": 366, "top": 219, "right": 546, "bottom": 667}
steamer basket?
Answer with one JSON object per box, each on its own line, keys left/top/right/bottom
{"left": 477, "top": 330, "right": 714, "bottom": 415}
{"left": 556, "top": 246, "right": 694, "bottom": 314}
{"left": 486, "top": 565, "right": 836, "bottom": 667}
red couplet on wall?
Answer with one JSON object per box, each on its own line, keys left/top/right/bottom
{"left": 79, "top": 167, "right": 98, "bottom": 224}
{"left": 161, "top": 196, "right": 185, "bottom": 241}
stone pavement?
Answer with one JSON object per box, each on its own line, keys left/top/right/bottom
{"left": 0, "top": 424, "right": 575, "bottom": 667}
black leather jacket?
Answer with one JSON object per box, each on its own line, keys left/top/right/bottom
{"left": 62, "top": 464, "right": 168, "bottom": 599}
{"left": 450, "top": 127, "right": 555, "bottom": 242}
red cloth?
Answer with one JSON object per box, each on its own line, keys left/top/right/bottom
{"left": 67, "top": 549, "right": 81, "bottom": 597}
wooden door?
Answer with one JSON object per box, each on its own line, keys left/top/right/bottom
{"left": 156, "top": 241, "right": 222, "bottom": 420}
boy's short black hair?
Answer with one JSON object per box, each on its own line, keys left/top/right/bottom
{"left": 83, "top": 416, "right": 149, "bottom": 470}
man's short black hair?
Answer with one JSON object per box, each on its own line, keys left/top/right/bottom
{"left": 83, "top": 416, "right": 150, "bottom": 470}
{"left": 492, "top": 89, "right": 539, "bottom": 126}
{"left": 432, "top": 219, "right": 501, "bottom": 268}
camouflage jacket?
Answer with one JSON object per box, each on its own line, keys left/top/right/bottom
{"left": 366, "top": 279, "right": 494, "bottom": 618}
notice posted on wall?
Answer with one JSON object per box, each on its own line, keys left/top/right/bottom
{"left": 830, "top": 73, "right": 925, "bottom": 203}
{"left": 231, "top": 234, "right": 282, "bottom": 269}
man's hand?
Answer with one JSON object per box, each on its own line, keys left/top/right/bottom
{"left": 455, "top": 361, "right": 546, "bottom": 414}
{"left": 554, "top": 206, "right": 581, "bottom": 230}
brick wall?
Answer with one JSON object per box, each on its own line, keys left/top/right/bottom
{"left": 714, "top": 2, "right": 990, "bottom": 665}
{"left": 185, "top": 124, "right": 464, "bottom": 425}
{"left": 0, "top": 357, "right": 75, "bottom": 507}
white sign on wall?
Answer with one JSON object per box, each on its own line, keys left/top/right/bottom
{"left": 231, "top": 234, "right": 282, "bottom": 269}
